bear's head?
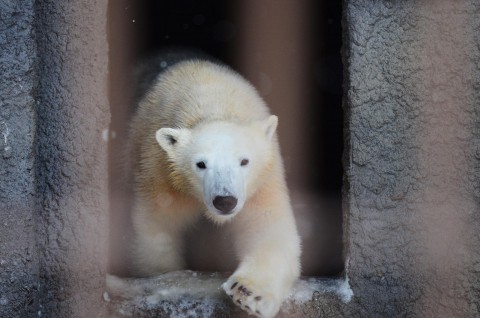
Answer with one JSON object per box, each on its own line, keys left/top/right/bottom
{"left": 155, "top": 115, "right": 278, "bottom": 223}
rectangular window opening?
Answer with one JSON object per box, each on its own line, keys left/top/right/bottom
{"left": 108, "top": 0, "right": 344, "bottom": 281}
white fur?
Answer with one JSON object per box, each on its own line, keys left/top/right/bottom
{"left": 129, "top": 60, "right": 301, "bottom": 317}
{"left": 157, "top": 120, "right": 276, "bottom": 223}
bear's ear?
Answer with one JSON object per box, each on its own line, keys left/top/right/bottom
{"left": 259, "top": 115, "right": 278, "bottom": 141}
{"left": 155, "top": 128, "right": 191, "bottom": 157}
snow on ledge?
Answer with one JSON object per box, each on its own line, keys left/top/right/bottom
{"left": 105, "top": 271, "right": 352, "bottom": 317}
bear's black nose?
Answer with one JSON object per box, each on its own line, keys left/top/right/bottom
{"left": 213, "top": 196, "right": 238, "bottom": 214}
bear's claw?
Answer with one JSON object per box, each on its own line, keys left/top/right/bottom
{"left": 223, "top": 277, "right": 279, "bottom": 318}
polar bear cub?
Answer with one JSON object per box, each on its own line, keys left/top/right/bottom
{"left": 128, "top": 56, "right": 301, "bottom": 318}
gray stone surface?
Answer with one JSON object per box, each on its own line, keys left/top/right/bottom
{"left": 0, "top": 1, "right": 109, "bottom": 317}
{"left": 34, "top": 1, "right": 109, "bottom": 317}
{"left": 106, "top": 272, "right": 352, "bottom": 318}
{"left": 343, "top": 0, "right": 480, "bottom": 316}
{"left": 0, "top": 1, "right": 39, "bottom": 317}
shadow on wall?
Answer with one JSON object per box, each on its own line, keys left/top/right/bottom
{"left": 108, "top": 0, "right": 344, "bottom": 277}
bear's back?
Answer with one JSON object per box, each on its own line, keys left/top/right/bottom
{"left": 136, "top": 59, "right": 271, "bottom": 130}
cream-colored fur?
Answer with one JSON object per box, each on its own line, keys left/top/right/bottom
{"left": 128, "top": 60, "right": 301, "bottom": 318}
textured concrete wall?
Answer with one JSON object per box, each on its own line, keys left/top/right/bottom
{"left": 343, "top": 0, "right": 480, "bottom": 316}
{"left": 0, "top": 1, "right": 109, "bottom": 317}
{"left": 0, "top": 1, "right": 39, "bottom": 317}
{"left": 34, "top": 0, "right": 110, "bottom": 317}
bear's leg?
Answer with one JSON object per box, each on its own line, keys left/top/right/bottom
{"left": 223, "top": 200, "right": 301, "bottom": 318}
{"left": 130, "top": 199, "right": 191, "bottom": 276}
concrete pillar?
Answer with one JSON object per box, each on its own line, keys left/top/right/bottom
{"left": 0, "top": 1, "right": 39, "bottom": 317}
{"left": 0, "top": 1, "right": 109, "bottom": 317}
{"left": 344, "top": 0, "right": 480, "bottom": 316}
{"left": 34, "top": 1, "right": 109, "bottom": 316}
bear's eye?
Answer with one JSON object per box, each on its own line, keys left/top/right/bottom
{"left": 240, "top": 159, "right": 249, "bottom": 167}
{"left": 196, "top": 161, "right": 207, "bottom": 169}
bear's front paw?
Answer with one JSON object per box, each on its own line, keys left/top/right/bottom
{"left": 222, "top": 276, "right": 280, "bottom": 318}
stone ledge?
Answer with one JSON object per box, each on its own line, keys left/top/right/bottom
{"left": 105, "top": 271, "right": 352, "bottom": 317}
